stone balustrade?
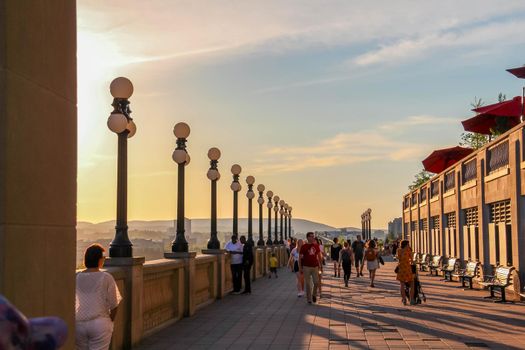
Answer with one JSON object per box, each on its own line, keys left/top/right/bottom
{"left": 104, "top": 244, "right": 289, "bottom": 349}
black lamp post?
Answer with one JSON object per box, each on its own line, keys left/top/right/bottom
{"left": 279, "top": 200, "right": 285, "bottom": 244}
{"left": 266, "top": 191, "right": 273, "bottom": 245}
{"left": 256, "top": 184, "right": 265, "bottom": 246}
{"left": 288, "top": 207, "right": 292, "bottom": 238}
{"left": 171, "top": 122, "right": 191, "bottom": 252}
{"left": 273, "top": 195, "right": 280, "bottom": 244}
{"left": 206, "top": 147, "right": 221, "bottom": 249}
{"left": 246, "top": 175, "right": 255, "bottom": 245}
{"left": 230, "top": 164, "right": 242, "bottom": 236}
{"left": 283, "top": 203, "right": 288, "bottom": 241}
{"left": 107, "top": 77, "right": 136, "bottom": 258}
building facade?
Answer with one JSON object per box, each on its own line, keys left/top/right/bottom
{"left": 402, "top": 123, "right": 525, "bottom": 288}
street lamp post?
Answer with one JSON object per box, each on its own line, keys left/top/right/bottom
{"left": 231, "top": 164, "right": 242, "bottom": 236}
{"left": 257, "top": 184, "right": 265, "bottom": 246}
{"left": 283, "top": 204, "right": 288, "bottom": 241}
{"left": 273, "top": 195, "right": 280, "bottom": 244}
{"left": 107, "top": 77, "right": 136, "bottom": 258}
{"left": 266, "top": 191, "right": 273, "bottom": 245}
{"left": 207, "top": 147, "right": 221, "bottom": 249}
{"left": 246, "top": 175, "right": 255, "bottom": 245}
{"left": 171, "top": 122, "right": 191, "bottom": 253}
{"left": 279, "top": 200, "right": 285, "bottom": 244}
{"left": 288, "top": 207, "right": 292, "bottom": 237}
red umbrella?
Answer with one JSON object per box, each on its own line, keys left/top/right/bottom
{"left": 461, "top": 96, "right": 522, "bottom": 135}
{"left": 422, "top": 146, "right": 473, "bottom": 174}
{"left": 506, "top": 66, "right": 525, "bottom": 79}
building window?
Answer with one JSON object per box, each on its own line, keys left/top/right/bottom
{"left": 444, "top": 172, "right": 455, "bottom": 192}
{"left": 446, "top": 212, "right": 456, "bottom": 228}
{"left": 420, "top": 187, "right": 427, "bottom": 202}
{"left": 490, "top": 200, "right": 511, "bottom": 224}
{"left": 411, "top": 193, "right": 417, "bottom": 206}
{"left": 487, "top": 141, "right": 509, "bottom": 174}
{"left": 464, "top": 207, "right": 478, "bottom": 227}
{"left": 462, "top": 159, "right": 477, "bottom": 184}
{"left": 431, "top": 215, "right": 440, "bottom": 230}
{"left": 431, "top": 181, "right": 439, "bottom": 198}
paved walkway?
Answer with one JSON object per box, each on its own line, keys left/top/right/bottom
{"left": 137, "top": 259, "right": 525, "bottom": 350}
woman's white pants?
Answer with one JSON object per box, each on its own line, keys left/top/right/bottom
{"left": 76, "top": 317, "right": 114, "bottom": 350}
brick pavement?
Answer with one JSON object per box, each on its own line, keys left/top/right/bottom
{"left": 136, "top": 260, "right": 525, "bottom": 350}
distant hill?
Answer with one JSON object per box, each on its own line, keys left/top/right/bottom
{"left": 77, "top": 218, "right": 337, "bottom": 238}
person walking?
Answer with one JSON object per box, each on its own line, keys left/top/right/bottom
{"left": 299, "top": 232, "right": 322, "bottom": 304}
{"left": 339, "top": 241, "right": 354, "bottom": 287}
{"left": 288, "top": 239, "right": 305, "bottom": 296}
{"left": 330, "top": 237, "right": 342, "bottom": 278}
{"left": 225, "top": 234, "right": 243, "bottom": 294}
{"left": 76, "top": 244, "right": 122, "bottom": 350}
{"left": 352, "top": 235, "right": 365, "bottom": 277}
{"left": 240, "top": 235, "right": 254, "bottom": 294}
{"left": 396, "top": 240, "right": 415, "bottom": 305}
{"left": 269, "top": 253, "right": 279, "bottom": 278}
{"left": 364, "top": 239, "right": 379, "bottom": 287}
{"left": 316, "top": 237, "right": 325, "bottom": 297}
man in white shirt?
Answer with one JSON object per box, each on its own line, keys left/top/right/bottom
{"left": 225, "top": 235, "right": 243, "bottom": 294}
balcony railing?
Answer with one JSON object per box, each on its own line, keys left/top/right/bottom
{"left": 420, "top": 188, "right": 427, "bottom": 202}
{"left": 444, "top": 171, "right": 455, "bottom": 192}
{"left": 462, "top": 159, "right": 477, "bottom": 184}
{"left": 404, "top": 197, "right": 410, "bottom": 209}
{"left": 411, "top": 193, "right": 417, "bottom": 206}
{"left": 487, "top": 140, "right": 509, "bottom": 174}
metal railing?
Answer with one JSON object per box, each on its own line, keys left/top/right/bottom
{"left": 431, "top": 181, "right": 439, "bottom": 198}
{"left": 462, "top": 159, "right": 477, "bottom": 184}
{"left": 444, "top": 171, "right": 455, "bottom": 192}
{"left": 487, "top": 140, "right": 509, "bottom": 174}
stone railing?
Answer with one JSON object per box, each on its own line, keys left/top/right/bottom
{"left": 104, "top": 244, "right": 289, "bottom": 349}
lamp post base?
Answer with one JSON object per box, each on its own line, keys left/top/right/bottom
{"left": 207, "top": 237, "right": 220, "bottom": 250}
{"left": 171, "top": 241, "right": 189, "bottom": 253}
{"left": 109, "top": 244, "right": 132, "bottom": 258}
{"left": 257, "top": 238, "right": 265, "bottom": 246}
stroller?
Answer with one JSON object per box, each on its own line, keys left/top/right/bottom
{"left": 405, "top": 265, "right": 426, "bottom": 304}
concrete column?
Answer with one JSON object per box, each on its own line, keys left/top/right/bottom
{"left": 202, "top": 249, "right": 227, "bottom": 298}
{"left": 165, "top": 252, "right": 197, "bottom": 317}
{"left": 0, "top": 1, "right": 77, "bottom": 349}
{"left": 104, "top": 257, "right": 145, "bottom": 349}
{"left": 478, "top": 156, "right": 489, "bottom": 270}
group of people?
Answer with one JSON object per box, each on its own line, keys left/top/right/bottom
{"left": 329, "top": 235, "right": 383, "bottom": 288}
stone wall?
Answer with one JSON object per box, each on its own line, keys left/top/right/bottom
{"left": 107, "top": 245, "right": 288, "bottom": 349}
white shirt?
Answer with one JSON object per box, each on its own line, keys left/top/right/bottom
{"left": 75, "top": 271, "right": 122, "bottom": 322}
{"left": 291, "top": 247, "right": 300, "bottom": 262}
{"left": 225, "top": 240, "right": 243, "bottom": 264}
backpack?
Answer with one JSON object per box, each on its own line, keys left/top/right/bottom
{"left": 341, "top": 249, "right": 351, "bottom": 263}
{"left": 365, "top": 249, "right": 377, "bottom": 261}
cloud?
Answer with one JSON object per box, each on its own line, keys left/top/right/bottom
{"left": 252, "top": 115, "right": 453, "bottom": 173}
{"left": 353, "top": 20, "right": 525, "bottom": 67}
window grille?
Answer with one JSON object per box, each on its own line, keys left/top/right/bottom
{"left": 487, "top": 141, "right": 509, "bottom": 174}
{"left": 444, "top": 172, "right": 455, "bottom": 192}
{"left": 404, "top": 197, "right": 410, "bottom": 209}
{"left": 431, "top": 215, "right": 440, "bottom": 230}
{"left": 420, "top": 218, "right": 428, "bottom": 231}
{"left": 490, "top": 200, "right": 511, "bottom": 224}
{"left": 431, "top": 181, "right": 439, "bottom": 198}
{"left": 464, "top": 207, "right": 478, "bottom": 227}
{"left": 410, "top": 221, "right": 417, "bottom": 231}
{"left": 411, "top": 193, "right": 417, "bottom": 206}
{"left": 420, "top": 187, "right": 427, "bottom": 202}
{"left": 462, "top": 159, "right": 477, "bottom": 184}
{"left": 446, "top": 212, "right": 456, "bottom": 228}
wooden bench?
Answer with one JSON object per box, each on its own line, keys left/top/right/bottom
{"left": 417, "top": 254, "right": 430, "bottom": 271}
{"left": 479, "top": 266, "right": 514, "bottom": 303}
{"left": 452, "top": 261, "right": 480, "bottom": 289}
{"left": 428, "top": 255, "right": 443, "bottom": 276}
{"left": 440, "top": 257, "right": 457, "bottom": 281}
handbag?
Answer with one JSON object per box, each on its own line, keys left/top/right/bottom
{"left": 379, "top": 256, "right": 384, "bottom": 265}
{"left": 394, "top": 265, "right": 399, "bottom": 273}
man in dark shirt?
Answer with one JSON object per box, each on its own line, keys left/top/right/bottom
{"left": 330, "top": 238, "right": 342, "bottom": 278}
{"left": 240, "top": 235, "right": 254, "bottom": 294}
{"left": 351, "top": 235, "right": 365, "bottom": 277}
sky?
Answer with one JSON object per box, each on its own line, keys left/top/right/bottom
{"left": 77, "top": 1, "right": 525, "bottom": 229}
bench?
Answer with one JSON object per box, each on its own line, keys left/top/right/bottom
{"left": 440, "top": 257, "right": 457, "bottom": 281}
{"left": 479, "top": 266, "right": 514, "bottom": 303}
{"left": 417, "top": 254, "right": 430, "bottom": 271}
{"left": 428, "top": 255, "right": 443, "bottom": 276}
{"left": 452, "top": 261, "right": 480, "bottom": 289}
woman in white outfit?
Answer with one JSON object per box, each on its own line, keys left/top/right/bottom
{"left": 288, "top": 239, "right": 304, "bottom": 296}
{"left": 76, "top": 244, "right": 122, "bottom": 350}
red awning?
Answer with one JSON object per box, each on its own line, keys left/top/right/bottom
{"left": 506, "top": 66, "right": 525, "bottom": 79}
{"left": 422, "top": 146, "right": 473, "bottom": 174}
{"left": 461, "top": 96, "right": 522, "bottom": 135}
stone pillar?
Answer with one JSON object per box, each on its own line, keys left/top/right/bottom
{"left": 165, "top": 252, "right": 196, "bottom": 316}
{"left": 202, "top": 250, "right": 227, "bottom": 299}
{"left": 104, "top": 257, "right": 145, "bottom": 349}
{"left": 0, "top": 1, "right": 77, "bottom": 349}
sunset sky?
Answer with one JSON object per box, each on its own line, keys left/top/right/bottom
{"left": 77, "top": 1, "right": 525, "bottom": 229}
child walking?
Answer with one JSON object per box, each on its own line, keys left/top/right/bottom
{"left": 269, "top": 253, "right": 278, "bottom": 278}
